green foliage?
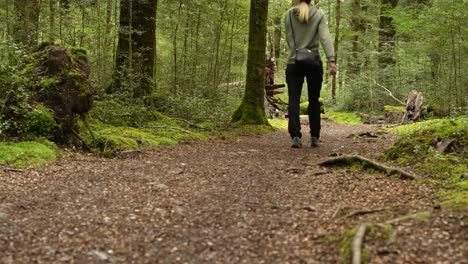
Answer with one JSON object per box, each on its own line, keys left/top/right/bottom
{"left": 90, "top": 100, "right": 175, "bottom": 128}
{"left": 300, "top": 98, "right": 325, "bottom": 115}
{"left": 0, "top": 51, "right": 34, "bottom": 138}
{"left": 325, "top": 111, "right": 363, "bottom": 125}
{"left": 0, "top": 140, "right": 57, "bottom": 168}
{"left": 84, "top": 99, "right": 209, "bottom": 156}
{"left": 385, "top": 117, "right": 468, "bottom": 208}
{"left": 69, "top": 47, "right": 88, "bottom": 60}
{"left": 21, "top": 105, "right": 57, "bottom": 138}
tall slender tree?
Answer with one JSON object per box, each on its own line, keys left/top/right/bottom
{"left": 232, "top": 0, "right": 269, "bottom": 125}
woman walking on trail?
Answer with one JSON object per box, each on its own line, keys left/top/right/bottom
{"left": 285, "top": 0, "right": 337, "bottom": 148}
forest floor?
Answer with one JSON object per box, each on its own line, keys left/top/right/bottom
{"left": 0, "top": 120, "right": 466, "bottom": 264}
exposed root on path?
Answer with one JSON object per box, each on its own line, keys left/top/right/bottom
{"left": 336, "top": 208, "right": 387, "bottom": 221}
{"left": 352, "top": 224, "right": 368, "bottom": 264}
{"left": 318, "top": 155, "right": 417, "bottom": 180}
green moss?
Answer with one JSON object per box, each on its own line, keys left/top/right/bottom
{"left": 90, "top": 124, "right": 177, "bottom": 153}
{"left": 38, "top": 77, "right": 60, "bottom": 92}
{"left": 386, "top": 116, "right": 468, "bottom": 208}
{"left": 384, "top": 105, "right": 406, "bottom": 113}
{"left": 69, "top": 47, "right": 88, "bottom": 60}
{"left": 231, "top": 101, "right": 268, "bottom": 125}
{"left": 299, "top": 98, "right": 325, "bottom": 115}
{"left": 268, "top": 118, "right": 288, "bottom": 130}
{"left": 337, "top": 229, "right": 369, "bottom": 264}
{"left": 325, "top": 111, "right": 363, "bottom": 125}
{"left": 0, "top": 140, "right": 57, "bottom": 168}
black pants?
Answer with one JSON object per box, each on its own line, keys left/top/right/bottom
{"left": 286, "top": 62, "right": 323, "bottom": 139}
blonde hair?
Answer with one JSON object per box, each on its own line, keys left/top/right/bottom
{"left": 298, "top": 2, "right": 309, "bottom": 23}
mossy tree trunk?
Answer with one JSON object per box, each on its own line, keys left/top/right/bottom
{"left": 112, "top": 0, "right": 157, "bottom": 98}
{"left": 231, "top": 0, "right": 269, "bottom": 125}
{"left": 13, "top": 0, "right": 40, "bottom": 48}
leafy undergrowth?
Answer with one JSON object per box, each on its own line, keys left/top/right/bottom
{"left": 0, "top": 140, "right": 57, "bottom": 168}
{"left": 81, "top": 100, "right": 282, "bottom": 157}
{"left": 385, "top": 116, "right": 468, "bottom": 208}
{"left": 81, "top": 100, "right": 210, "bottom": 156}
{"left": 325, "top": 111, "right": 363, "bottom": 125}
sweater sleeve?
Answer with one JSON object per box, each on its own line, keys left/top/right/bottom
{"left": 285, "top": 11, "right": 293, "bottom": 50}
{"left": 318, "top": 14, "right": 335, "bottom": 62}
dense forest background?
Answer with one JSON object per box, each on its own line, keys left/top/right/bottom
{"left": 0, "top": 0, "right": 466, "bottom": 141}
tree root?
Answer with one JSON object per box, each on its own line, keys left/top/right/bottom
{"left": 318, "top": 155, "right": 417, "bottom": 180}
{"left": 336, "top": 208, "right": 387, "bottom": 221}
{"left": 352, "top": 224, "right": 368, "bottom": 264}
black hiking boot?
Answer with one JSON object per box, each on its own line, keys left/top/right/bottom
{"left": 291, "top": 137, "right": 303, "bottom": 148}
{"left": 310, "top": 137, "right": 320, "bottom": 147}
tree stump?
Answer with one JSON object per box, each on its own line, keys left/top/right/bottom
{"left": 32, "top": 43, "right": 95, "bottom": 145}
{"left": 402, "top": 91, "right": 424, "bottom": 123}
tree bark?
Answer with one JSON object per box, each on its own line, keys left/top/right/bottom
{"left": 378, "top": 0, "right": 398, "bottom": 68}
{"left": 13, "top": 0, "right": 40, "bottom": 48}
{"left": 349, "top": 0, "right": 363, "bottom": 76}
{"left": 49, "top": 0, "right": 57, "bottom": 42}
{"left": 232, "top": 0, "right": 269, "bottom": 125}
{"left": 112, "top": 0, "right": 157, "bottom": 98}
{"left": 331, "top": 0, "right": 341, "bottom": 100}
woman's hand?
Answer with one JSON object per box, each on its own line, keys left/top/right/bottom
{"left": 328, "top": 62, "right": 337, "bottom": 76}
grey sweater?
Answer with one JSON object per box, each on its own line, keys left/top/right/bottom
{"left": 285, "top": 5, "right": 335, "bottom": 64}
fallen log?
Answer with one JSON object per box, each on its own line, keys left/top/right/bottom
{"left": 318, "top": 155, "right": 417, "bottom": 180}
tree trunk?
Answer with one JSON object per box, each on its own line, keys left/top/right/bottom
{"left": 49, "top": 0, "right": 57, "bottom": 42}
{"left": 13, "top": 0, "right": 40, "bottom": 48}
{"left": 112, "top": 0, "right": 157, "bottom": 98}
{"left": 378, "top": 0, "right": 398, "bottom": 68}
{"left": 331, "top": 0, "right": 341, "bottom": 101}
{"left": 231, "top": 0, "right": 269, "bottom": 125}
{"left": 349, "top": 0, "right": 362, "bottom": 76}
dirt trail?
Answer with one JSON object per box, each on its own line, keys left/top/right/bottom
{"left": 0, "top": 121, "right": 466, "bottom": 263}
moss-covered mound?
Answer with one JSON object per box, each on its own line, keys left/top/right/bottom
{"left": 0, "top": 140, "right": 57, "bottom": 168}
{"left": 82, "top": 100, "right": 209, "bottom": 156}
{"left": 385, "top": 116, "right": 468, "bottom": 208}
{"left": 32, "top": 44, "right": 95, "bottom": 144}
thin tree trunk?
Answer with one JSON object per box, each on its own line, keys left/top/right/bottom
{"left": 378, "top": 0, "right": 398, "bottom": 68}
{"left": 331, "top": 0, "right": 341, "bottom": 101}
{"left": 49, "top": 0, "right": 56, "bottom": 42}
{"left": 350, "top": 0, "right": 362, "bottom": 76}
{"left": 173, "top": 0, "right": 183, "bottom": 93}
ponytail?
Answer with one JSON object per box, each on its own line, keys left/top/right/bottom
{"left": 298, "top": 1, "right": 310, "bottom": 23}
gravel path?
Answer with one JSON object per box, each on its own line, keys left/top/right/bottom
{"left": 0, "top": 121, "right": 466, "bottom": 263}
